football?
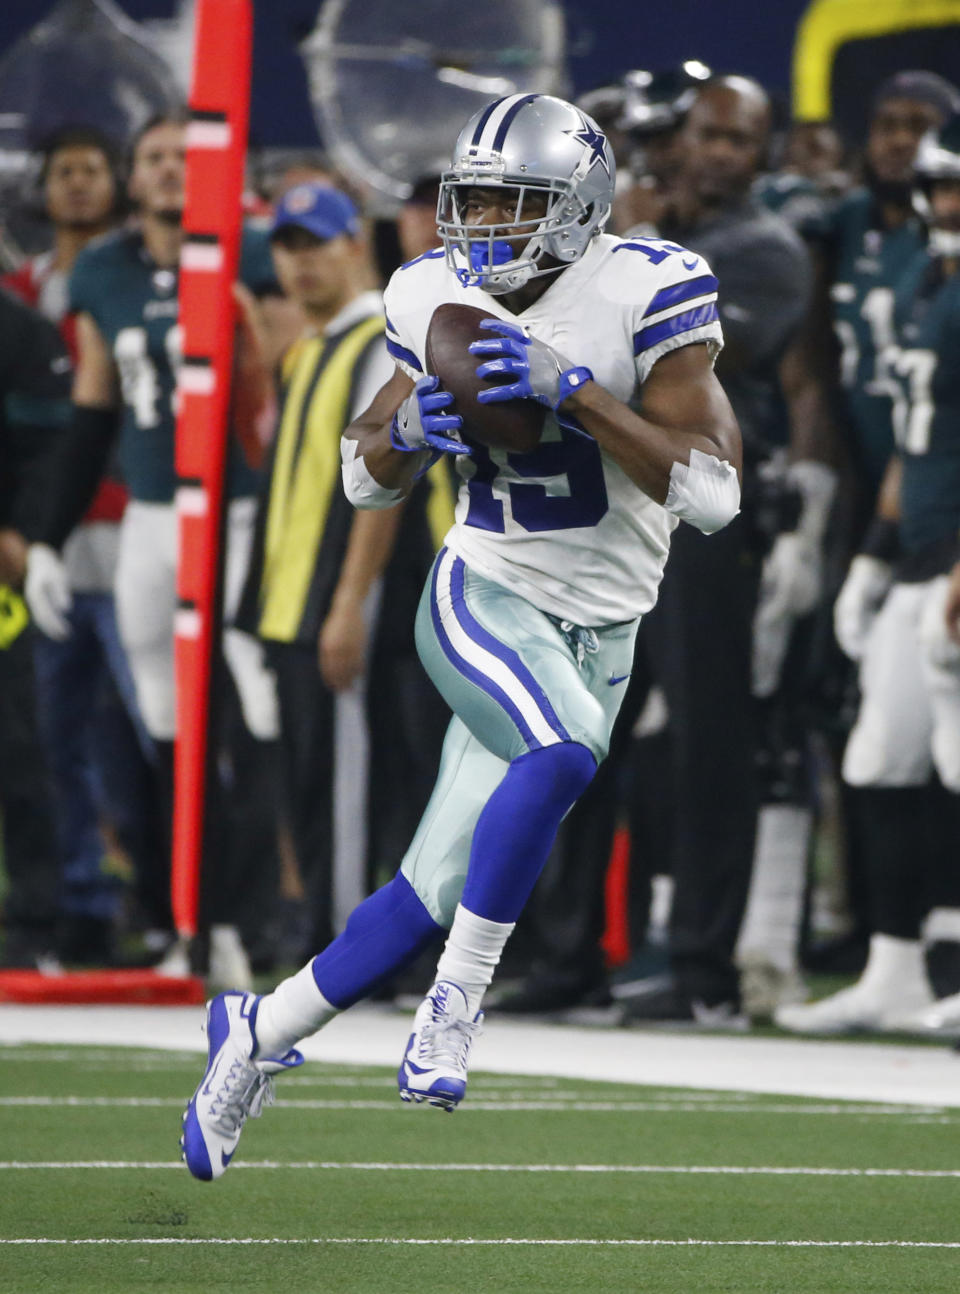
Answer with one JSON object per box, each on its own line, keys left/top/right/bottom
{"left": 425, "top": 303, "right": 546, "bottom": 454}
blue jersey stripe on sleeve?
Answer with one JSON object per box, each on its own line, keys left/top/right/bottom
{"left": 386, "top": 336, "right": 423, "bottom": 372}
{"left": 643, "top": 274, "right": 718, "bottom": 318}
{"left": 398, "top": 249, "right": 445, "bottom": 271}
{"left": 634, "top": 302, "right": 719, "bottom": 355}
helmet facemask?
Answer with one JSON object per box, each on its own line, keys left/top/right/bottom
{"left": 439, "top": 176, "right": 591, "bottom": 293}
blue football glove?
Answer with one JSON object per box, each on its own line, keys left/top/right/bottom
{"left": 390, "top": 375, "right": 471, "bottom": 456}
{"left": 469, "top": 318, "right": 594, "bottom": 411}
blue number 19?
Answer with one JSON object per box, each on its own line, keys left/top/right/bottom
{"left": 463, "top": 422, "right": 609, "bottom": 533}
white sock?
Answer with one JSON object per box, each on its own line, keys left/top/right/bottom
{"left": 859, "top": 934, "right": 927, "bottom": 994}
{"left": 736, "top": 805, "right": 811, "bottom": 974}
{"left": 253, "top": 960, "right": 337, "bottom": 1058}
{"left": 434, "top": 904, "right": 515, "bottom": 1015}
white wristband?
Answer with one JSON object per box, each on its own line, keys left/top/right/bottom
{"left": 341, "top": 438, "right": 403, "bottom": 510}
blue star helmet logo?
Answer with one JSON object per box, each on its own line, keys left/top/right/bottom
{"left": 568, "top": 119, "right": 611, "bottom": 176}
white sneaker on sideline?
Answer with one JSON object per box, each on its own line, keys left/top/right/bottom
{"left": 208, "top": 924, "right": 253, "bottom": 992}
{"left": 154, "top": 937, "right": 191, "bottom": 978}
{"left": 398, "top": 980, "right": 482, "bottom": 1111}
{"left": 904, "top": 990, "right": 960, "bottom": 1037}
{"left": 774, "top": 978, "right": 935, "bottom": 1035}
{"left": 738, "top": 954, "right": 808, "bottom": 1021}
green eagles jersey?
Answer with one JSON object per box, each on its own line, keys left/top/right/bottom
{"left": 753, "top": 172, "right": 827, "bottom": 232}
{"left": 891, "top": 250, "right": 960, "bottom": 557}
{"left": 808, "top": 188, "right": 927, "bottom": 497}
{"left": 69, "top": 223, "right": 277, "bottom": 503}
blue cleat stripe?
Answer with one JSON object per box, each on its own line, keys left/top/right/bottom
{"left": 182, "top": 1103, "right": 214, "bottom": 1181}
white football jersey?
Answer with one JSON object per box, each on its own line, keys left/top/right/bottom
{"left": 383, "top": 232, "right": 723, "bottom": 625}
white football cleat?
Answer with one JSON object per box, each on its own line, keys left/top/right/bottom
{"left": 181, "top": 991, "right": 303, "bottom": 1181}
{"left": 398, "top": 980, "right": 482, "bottom": 1111}
{"left": 774, "top": 978, "right": 935, "bottom": 1035}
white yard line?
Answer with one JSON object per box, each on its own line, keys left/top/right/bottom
{"left": 2, "top": 1001, "right": 960, "bottom": 1106}
{"left": 2, "top": 1160, "right": 960, "bottom": 1178}
{"left": 0, "top": 1095, "right": 945, "bottom": 1116}
{"left": 2, "top": 1236, "right": 960, "bottom": 1248}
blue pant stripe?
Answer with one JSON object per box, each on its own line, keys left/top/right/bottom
{"left": 430, "top": 555, "right": 542, "bottom": 750}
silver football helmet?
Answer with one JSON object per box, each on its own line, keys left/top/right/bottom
{"left": 438, "top": 93, "right": 615, "bottom": 294}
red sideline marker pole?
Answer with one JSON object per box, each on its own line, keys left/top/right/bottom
{"left": 171, "top": 0, "right": 252, "bottom": 938}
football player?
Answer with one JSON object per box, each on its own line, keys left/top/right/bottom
{"left": 777, "top": 116, "right": 960, "bottom": 1034}
{"left": 755, "top": 73, "right": 959, "bottom": 675}
{"left": 3, "top": 126, "right": 149, "bottom": 964}
{"left": 806, "top": 72, "right": 958, "bottom": 506}
{"left": 182, "top": 93, "right": 742, "bottom": 1180}
{"left": 22, "top": 114, "right": 282, "bottom": 983}
{"left": 750, "top": 72, "right": 960, "bottom": 994}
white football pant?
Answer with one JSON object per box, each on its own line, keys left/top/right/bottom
{"left": 114, "top": 497, "right": 279, "bottom": 742}
{"left": 843, "top": 576, "right": 960, "bottom": 791}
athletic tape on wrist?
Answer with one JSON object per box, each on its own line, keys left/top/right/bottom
{"left": 340, "top": 437, "right": 403, "bottom": 509}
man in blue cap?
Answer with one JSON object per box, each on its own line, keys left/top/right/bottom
{"left": 235, "top": 180, "right": 453, "bottom": 964}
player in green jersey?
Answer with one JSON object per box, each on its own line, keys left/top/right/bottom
{"left": 778, "top": 115, "right": 960, "bottom": 1035}
{"left": 23, "top": 115, "right": 285, "bottom": 985}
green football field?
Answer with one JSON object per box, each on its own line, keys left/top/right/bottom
{"left": 1, "top": 1044, "right": 959, "bottom": 1292}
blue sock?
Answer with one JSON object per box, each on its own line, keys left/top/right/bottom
{"left": 460, "top": 742, "right": 597, "bottom": 924}
{"left": 310, "top": 872, "right": 444, "bottom": 1009}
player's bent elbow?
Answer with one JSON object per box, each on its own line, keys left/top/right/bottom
{"left": 663, "top": 447, "right": 741, "bottom": 536}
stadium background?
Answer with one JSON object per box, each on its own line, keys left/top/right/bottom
{"left": 0, "top": 0, "right": 811, "bottom": 148}
{"left": 2, "top": 3, "right": 959, "bottom": 169}
{"left": 3, "top": 4, "right": 960, "bottom": 1288}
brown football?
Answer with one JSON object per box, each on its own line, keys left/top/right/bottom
{"left": 425, "top": 303, "right": 545, "bottom": 454}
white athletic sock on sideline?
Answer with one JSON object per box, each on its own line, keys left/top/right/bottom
{"left": 859, "top": 933, "right": 928, "bottom": 994}
{"left": 434, "top": 904, "right": 515, "bottom": 1016}
{"left": 253, "top": 961, "right": 337, "bottom": 1059}
{"left": 736, "top": 804, "right": 811, "bottom": 974}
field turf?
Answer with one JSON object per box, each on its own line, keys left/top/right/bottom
{"left": 1, "top": 1043, "right": 959, "bottom": 1291}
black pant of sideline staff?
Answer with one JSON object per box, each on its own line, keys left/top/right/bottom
{"left": 633, "top": 515, "right": 761, "bottom": 1013}
{"left": 0, "top": 621, "right": 61, "bottom": 966}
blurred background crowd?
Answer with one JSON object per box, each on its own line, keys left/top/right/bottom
{"left": 3, "top": 0, "right": 960, "bottom": 1044}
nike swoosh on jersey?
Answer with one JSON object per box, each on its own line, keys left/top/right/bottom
{"left": 608, "top": 673, "right": 631, "bottom": 686}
